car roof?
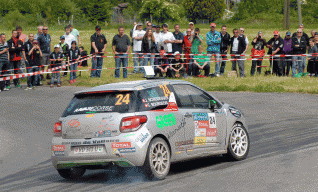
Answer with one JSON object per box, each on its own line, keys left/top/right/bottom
{"left": 74, "top": 79, "right": 195, "bottom": 95}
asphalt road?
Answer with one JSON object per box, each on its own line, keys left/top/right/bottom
{"left": 1, "top": 86, "right": 318, "bottom": 192}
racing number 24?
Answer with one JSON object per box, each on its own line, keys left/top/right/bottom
{"left": 159, "top": 84, "right": 171, "bottom": 97}
{"left": 115, "top": 94, "right": 130, "bottom": 105}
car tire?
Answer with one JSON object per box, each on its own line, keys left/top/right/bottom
{"left": 57, "top": 168, "right": 86, "bottom": 180}
{"left": 142, "top": 137, "right": 171, "bottom": 180}
{"left": 226, "top": 123, "right": 250, "bottom": 161}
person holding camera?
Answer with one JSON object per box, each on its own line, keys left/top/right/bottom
{"left": 251, "top": 31, "right": 266, "bottom": 75}
{"left": 189, "top": 28, "right": 203, "bottom": 76}
{"left": 90, "top": 25, "right": 107, "bottom": 78}
{"left": 26, "top": 40, "right": 42, "bottom": 89}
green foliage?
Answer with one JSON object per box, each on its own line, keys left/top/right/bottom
{"left": 302, "top": 0, "right": 318, "bottom": 24}
{"left": 183, "top": 0, "right": 226, "bottom": 22}
{"left": 73, "top": 0, "right": 112, "bottom": 22}
{"left": 2, "top": 9, "right": 29, "bottom": 29}
{"left": 139, "top": 0, "right": 182, "bottom": 24}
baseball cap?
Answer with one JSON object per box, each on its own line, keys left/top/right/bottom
{"left": 162, "top": 23, "right": 168, "bottom": 28}
{"left": 60, "top": 35, "right": 65, "bottom": 40}
{"left": 160, "top": 49, "right": 166, "bottom": 55}
{"left": 152, "top": 24, "right": 156, "bottom": 28}
{"left": 54, "top": 44, "right": 60, "bottom": 48}
{"left": 174, "top": 51, "right": 180, "bottom": 56}
{"left": 156, "top": 25, "right": 161, "bottom": 28}
{"left": 95, "top": 25, "right": 101, "bottom": 30}
{"left": 315, "top": 32, "right": 318, "bottom": 35}
{"left": 189, "top": 22, "right": 194, "bottom": 25}
{"left": 71, "top": 41, "right": 77, "bottom": 45}
{"left": 274, "top": 30, "right": 279, "bottom": 35}
{"left": 210, "top": 23, "right": 216, "bottom": 27}
{"left": 258, "top": 31, "right": 263, "bottom": 35}
{"left": 137, "top": 23, "right": 143, "bottom": 26}
{"left": 286, "top": 31, "right": 291, "bottom": 36}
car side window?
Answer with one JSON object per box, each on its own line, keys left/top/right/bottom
{"left": 186, "top": 86, "right": 211, "bottom": 109}
{"left": 172, "top": 84, "right": 194, "bottom": 108}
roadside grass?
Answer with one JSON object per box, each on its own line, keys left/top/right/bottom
{"left": 12, "top": 27, "right": 318, "bottom": 94}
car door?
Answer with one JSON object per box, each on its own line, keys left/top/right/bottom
{"left": 174, "top": 84, "right": 227, "bottom": 155}
{"left": 170, "top": 84, "right": 196, "bottom": 154}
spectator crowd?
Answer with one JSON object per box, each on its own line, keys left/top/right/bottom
{"left": 0, "top": 22, "right": 318, "bottom": 92}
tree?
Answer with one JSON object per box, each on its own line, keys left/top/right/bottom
{"left": 73, "top": 0, "right": 112, "bottom": 22}
{"left": 139, "top": 0, "right": 183, "bottom": 24}
{"left": 183, "top": 0, "right": 226, "bottom": 23}
{"left": 283, "top": 0, "right": 291, "bottom": 30}
{"left": 297, "top": 0, "right": 302, "bottom": 25}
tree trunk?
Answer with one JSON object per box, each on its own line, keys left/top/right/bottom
{"left": 297, "top": 0, "right": 302, "bottom": 26}
{"left": 283, "top": 0, "right": 290, "bottom": 30}
{"left": 287, "top": 0, "right": 290, "bottom": 30}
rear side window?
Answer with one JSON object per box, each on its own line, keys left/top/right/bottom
{"left": 62, "top": 91, "right": 136, "bottom": 117}
{"left": 137, "top": 84, "right": 172, "bottom": 111}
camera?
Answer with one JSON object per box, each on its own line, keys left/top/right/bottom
{"left": 195, "top": 33, "right": 198, "bottom": 36}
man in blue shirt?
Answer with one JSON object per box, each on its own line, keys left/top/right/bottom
{"left": 206, "top": 23, "right": 221, "bottom": 77}
{"left": 37, "top": 26, "right": 51, "bottom": 80}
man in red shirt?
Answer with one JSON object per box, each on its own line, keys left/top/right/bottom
{"left": 183, "top": 28, "right": 193, "bottom": 74}
{"left": 7, "top": 30, "right": 24, "bottom": 88}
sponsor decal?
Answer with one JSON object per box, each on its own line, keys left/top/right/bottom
{"left": 175, "top": 151, "right": 181, "bottom": 155}
{"left": 150, "top": 101, "right": 168, "bottom": 107}
{"left": 142, "top": 99, "right": 147, "bottom": 103}
{"left": 194, "top": 137, "right": 206, "bottom": 145}
{"left": 194, "top": 121, "right": 209, "bottom": 129}
{"left": 111, "top": 142, "right": 131, "bottom": 148}
{"left": 176, "top": 144, "right": 193, "bottom": 151}
{"left": 145, "top": 103, "right": 149, "bottom": 108}
{"left": 53, "top": 151, "right": 65, "bottom": 156}
{"left": 195, "top": 128, "right": 206, "bottom": 137}
{"left": 146, "top": 96, "right": 168, "bottom": 102}
{"left": 68, "top": 120, "right": 80, "bottom": 128}
{"left": 74, "top": 106, "right": 114, "bottom": 113}
{"left": 117, "top": 147, "right": 136, "bottom": 153}
{"left": 156, "top": 113, "right": 176, "bottom": 130}
{"left": 175, "top": 140, "right": 194, "bottom": 146}
{"left": 208, "top": 113, "right": 217, "bottom": 128}
{"left": 53, "top": 145, "right": 65, "bottom": 151}
{"left": 123, "top": 133, "right": 136, "bottom": 138}
{"left": 94, "top": 130, "right": 111, "bottom": 137}
{"left": 206, "top": 137, "right": 217, "bottom": 143}
{"left": 193, "top": 113, "right": 209, "bottom": 121}
{"left": 86, "top": 114, "right": 95, "bottom": 118}
{"left": 206, "top": 128, "right": 217, "bottom": 137}
{"left": 135, "top": 130, "right": 150, "bottom": 147}
{"left": 167, "top": 115, "right": 186, "bottom": 139}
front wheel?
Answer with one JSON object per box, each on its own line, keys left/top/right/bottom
{"left": 142, "top": 137, "right": 171, "bottom": 180}
{"left": 57, "top": 168, "right": 86, "bottom": 180}
{"left": 226, "top": 123, "right": 250, "bottom": 161}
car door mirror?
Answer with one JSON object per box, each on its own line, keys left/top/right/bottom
{"left": 208, "top": 100, "right": 216, "bottom": 111}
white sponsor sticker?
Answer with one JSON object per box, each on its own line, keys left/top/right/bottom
{"left": 74, "top": 106, "right": 114, "bottom": 112}
{"left": 206, "top": 137, "right": 217, "bottom": 143}
{"left": 208, "top": 113, "right": 217, "bottom": 128}
{"left": 133, "top": 127, "right": 151, "bottom": 147}
{"left": 195, "top": 128, "right": 206, "bottom": 137}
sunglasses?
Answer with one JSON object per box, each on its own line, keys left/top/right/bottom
{"left": 297, "top": 32, "right": 302, "bottom": 33}
{"left": 241, "top": 30, "right": 244, "bottom": 32}
{"left": 43, "top": 29, "right": 48, "bottom": 30}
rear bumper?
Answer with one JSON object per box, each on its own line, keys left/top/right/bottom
{"left": 51, "top": 127, "right": 152, "bottom": 169}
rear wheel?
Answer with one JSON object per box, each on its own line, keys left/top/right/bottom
{"left": 57, "top": 168, "right": 86, "bottom": 180}
{"left": 226, "top": 123, "right": 250, "bottom": 160}
{"left": 142, "top": 137, "right": 171, "bottom": 180}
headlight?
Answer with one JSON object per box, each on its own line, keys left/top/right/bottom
{"left": 228, "top": 106, "right": 242, "bottom": 118}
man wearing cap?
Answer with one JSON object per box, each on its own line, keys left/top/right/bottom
{"left": 172, "top": 24, "right": 184, "bottom": 54}
{"left": 90, "top": 25, "right": 107, "bottom": 78}
{"left": 251, "top": 31, "right": 266, "bottom": 75}
{"left": 266, "top": 31, "right": 284, "bottom": 76}
{"left": 292, "top": 28, "right": 307, "bottom": 75}
{"left": 58, "top": 35, "right": 69, "bottom": 64}
{"left": 283, "top": 31, "right": 293, "bottom": 76}
{"left": 292, "top": 24, "right": 309, "bottom": 46}
{"left": 184, "top": 22, "right": 195, "bottom": 36}
{"left": 132, "top": 23, "right": 146, "bottom": 74}
{"left": 169, "top": 51, "right": 186, "bottom": 78}
{"left": 206, "top": 23, "right": 221, "bottom": 76}
{"left": 154, "top": 49, "right": 171, "bottom": 77}
{"left": 49, "top": 44, "right": 64, "bottom": 87}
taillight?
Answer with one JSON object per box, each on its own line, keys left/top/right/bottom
{"left": 54, "top": 121, "right": 62, "bottom": 136}
{"left": 120, "top": 116, "right": 147, "bottom": 133}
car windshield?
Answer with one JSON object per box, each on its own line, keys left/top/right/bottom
{"left": 62, "top": 91, "right": 136, "bottom": 117}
